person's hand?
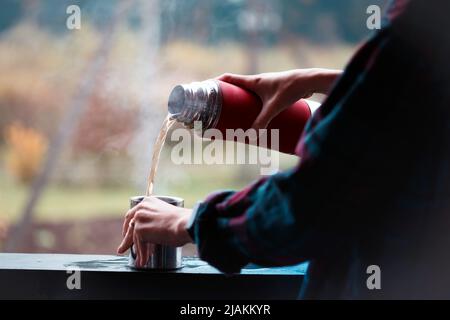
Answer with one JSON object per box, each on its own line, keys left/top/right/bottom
{"left": 117, "top": 197, "right": 193, "bottom": 268}
{"left": 218, "top": 68, "right": 341, "bottom": 130}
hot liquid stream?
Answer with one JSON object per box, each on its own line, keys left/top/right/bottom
{"left": 145, "top": 115, "right": 176, "bottom": 196}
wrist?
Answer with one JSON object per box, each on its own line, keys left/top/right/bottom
{"left": 300, "top": 68, "right": 342, "bottom": 95}
{"left": 176, "top": 208, "right": 194, "bottom": 244}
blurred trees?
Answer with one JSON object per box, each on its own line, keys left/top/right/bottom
{"left": 1, "top": 0, "right": 386, "bottom": 44}
{"left": 0, "top": 0, "right": 372, "bottom": 183}
{"left": 0, "top": 0, "right": 386, "bottom": 253}
{"left": 72, "top": 94, "right": 137, "bottom": 154}
{"left": 4, "top": 0, "right": 133, "bottom": 252}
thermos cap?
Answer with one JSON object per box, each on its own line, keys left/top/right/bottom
{"left": 168, "top": 80, "right": 222, "bottom": 130}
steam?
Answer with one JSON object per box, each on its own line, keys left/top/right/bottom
{"left": 127, "top": 0, "right": 166, "bottom": 192}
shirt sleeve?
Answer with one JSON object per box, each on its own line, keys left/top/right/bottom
{"left": 190, "top": 25, "right": 411, "bottom": 274}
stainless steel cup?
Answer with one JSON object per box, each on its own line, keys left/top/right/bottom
{"left": 128, "top": 195, "right": 184, "bottom": 270}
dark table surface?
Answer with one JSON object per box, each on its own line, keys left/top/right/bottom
{"left": 0, "top": 253, "right": 308, "bottom": 299}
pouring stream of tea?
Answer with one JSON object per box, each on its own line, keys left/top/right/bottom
{"left": 146, "top": 115, "right": 176, "bottom": 196}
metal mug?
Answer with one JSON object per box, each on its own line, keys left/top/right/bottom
{"left": 128, "top": 195, "right": 184, "bottom": 270}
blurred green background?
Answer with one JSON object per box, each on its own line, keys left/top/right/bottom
{"left": 0, "top": 0, "right": 385, "bottom": 254}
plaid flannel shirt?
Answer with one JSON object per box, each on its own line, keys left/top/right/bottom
{"left": 189, "top": 0, "right": 450, "bottom": 299}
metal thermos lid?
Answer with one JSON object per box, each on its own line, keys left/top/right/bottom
{"left": 168, "top": 80, "right": 222, "bottom": 130}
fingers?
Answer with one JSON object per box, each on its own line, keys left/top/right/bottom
{"left": 133, "top": 229, "right": 142, "bottom": 267}
{"left": 122, "top": 205, "right": 139, "bottom": 237}
{"left": 141, "top": 242, "right": 153, "bottom": 267}
{"left": 251, "top": 101, "right": 279, "bottom": 130}
{"left": 133, "top": 225, "right": 154, "bottom": 268}
{"left": 141, "top": 242, "right": 149, "bottom": 267}
{"left": 217, "top": 73, "right": 277, "bottom": 130}
{"left": 217, "top": 73, "right": 257, "bottom": 91}
{"left": 117, "top": 215, "right": 152, "bottom": 269}
{"left": 117, "top": 220, "right": 134, "bottom": 254}
{"left": 251, "top": 114, "right": 271, "bottom": 131}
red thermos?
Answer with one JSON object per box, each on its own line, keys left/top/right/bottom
{"left": 168, "top": 79, "right": 318, "bottom": 155}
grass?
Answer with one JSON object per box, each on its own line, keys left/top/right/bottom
{"left": 0, "top": 149, "right": 298, "bottom": 224}
{"left": 0, "top": 174, "right": 136, "bottom": 223}
{"left": 0, "top": 175, "right": 244, "bottom": 224}
{"left": 0, "top": 164, "right": 257, "bottom": 224}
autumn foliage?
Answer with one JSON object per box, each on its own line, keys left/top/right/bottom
{"left": 4, "top": 123, "right": 48, "bottom": 184}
